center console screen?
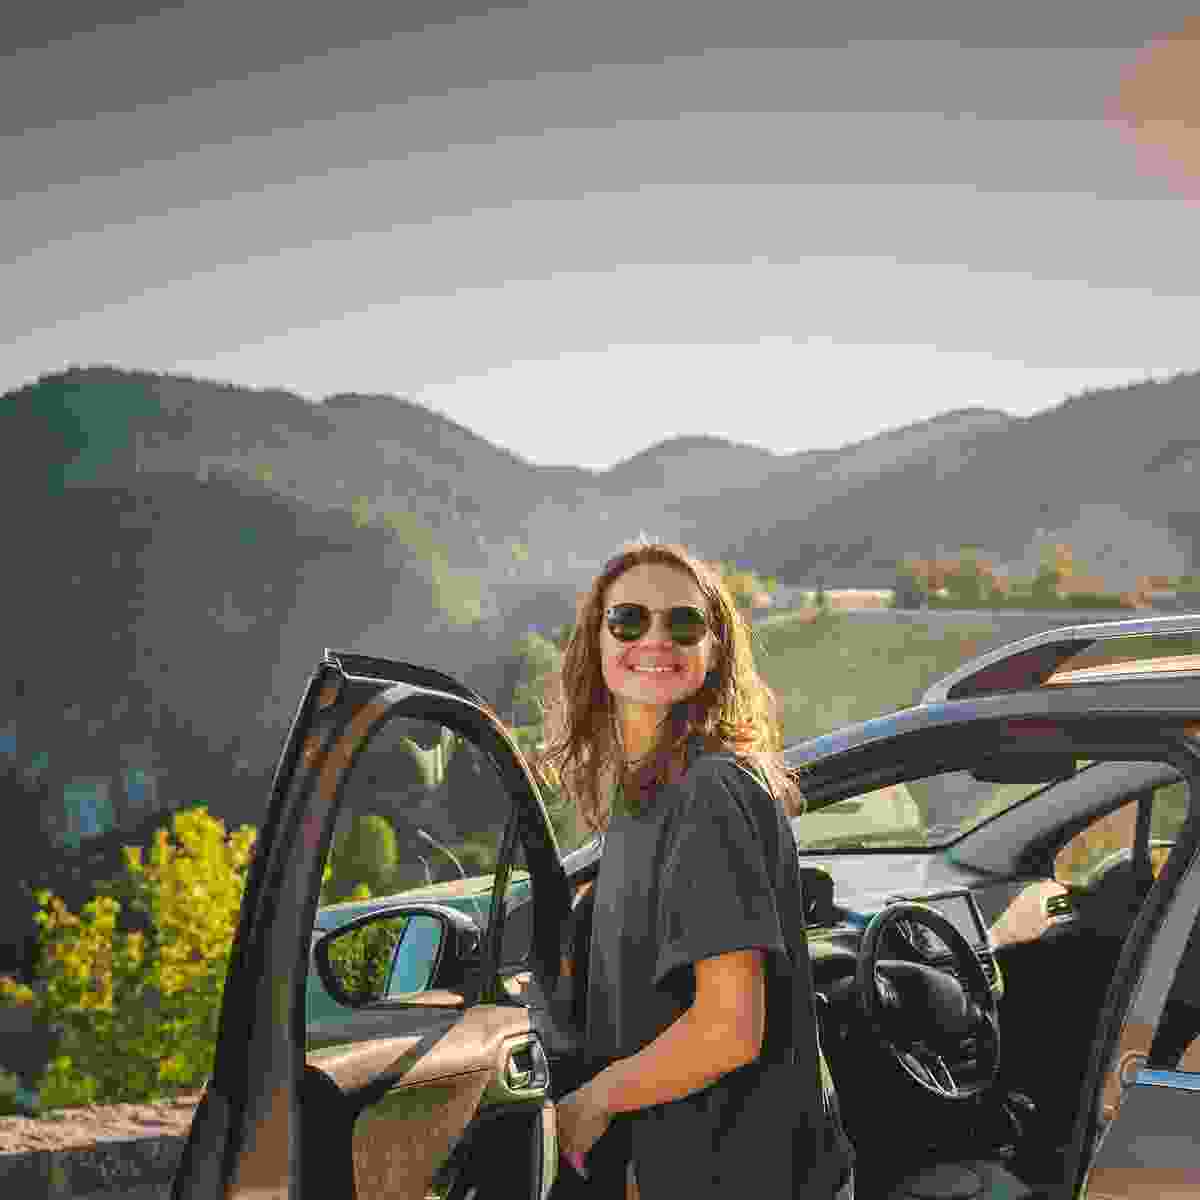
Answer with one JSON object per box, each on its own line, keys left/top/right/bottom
{"left": 922, "top": 893, "right": 987, "bottom": 946}
{"left": 889, "top": 890, "right": 988, "bottom": 949}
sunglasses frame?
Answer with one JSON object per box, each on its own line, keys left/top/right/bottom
{"left": 603, "top": 603, "right": 710, "bottom": 647}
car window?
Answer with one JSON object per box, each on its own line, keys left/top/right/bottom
{"left": 306, "top": 714, "right": 519, "bottom": 1021}
{"left": 1055, "top": 780, "right": 1188, "bottom": 888}
{"left": 794, "top": 769, "right": 1049, "bottom": 850}
{"left": 1152, "top": 779, "right": 1190, "bottom": 847}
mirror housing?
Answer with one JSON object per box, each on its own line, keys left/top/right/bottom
{"left": 314, "top": 903, "right": 483, "bottom": 1007}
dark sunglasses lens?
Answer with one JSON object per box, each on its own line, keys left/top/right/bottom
{"left": 607, "top": 604, "right": 650, "bottom": 641}
{"left": 667, "top": 607, "right": 707, "bottom": 645}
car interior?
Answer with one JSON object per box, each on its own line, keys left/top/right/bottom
{"left": 518, "top": 755, "right": 1194, "bottom": 1200}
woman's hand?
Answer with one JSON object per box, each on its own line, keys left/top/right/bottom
{"left": 556, "top": 1080, "right": 612, "bottom": 1173}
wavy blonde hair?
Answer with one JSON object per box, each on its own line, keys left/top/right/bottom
{"left": 536, "top": 539, "right": 802, "bottom": 833}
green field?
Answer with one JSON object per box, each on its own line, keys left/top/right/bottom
{"left": 751, "top": 612, "right": 997, "bottom": 742}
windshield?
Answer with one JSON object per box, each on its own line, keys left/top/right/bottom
{"left": 792, "top": 770, "right": 1058, "bottom": 851}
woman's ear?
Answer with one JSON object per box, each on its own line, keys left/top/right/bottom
{"left": 706, "top": 641, "right": 722, "bottom": 681}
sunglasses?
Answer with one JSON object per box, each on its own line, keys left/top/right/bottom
{"left": 604, "top": 603, "right": 709, "bottom": 646}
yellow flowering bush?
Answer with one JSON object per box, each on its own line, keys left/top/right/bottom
{"left": 0, "top": 806, "right": 257, "bottom": 1110}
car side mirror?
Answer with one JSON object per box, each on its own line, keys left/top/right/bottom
{"left": 314, "top": 907, "right": 473, "bottom": 1007}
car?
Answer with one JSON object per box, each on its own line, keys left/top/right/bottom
{"left": 171, "top": 617, "right": 1200, "bottom": 1200}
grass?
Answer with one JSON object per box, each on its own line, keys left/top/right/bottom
{"left": 751, "top": 611, "right": 996, "bottom": 742}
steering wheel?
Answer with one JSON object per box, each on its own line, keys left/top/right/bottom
{"left": 857, "top": 902, "right": 1000, "bottom": 1102}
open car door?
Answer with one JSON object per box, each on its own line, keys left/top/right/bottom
{"left": 172, "top": 651, "right": 571, "bottom": 1200}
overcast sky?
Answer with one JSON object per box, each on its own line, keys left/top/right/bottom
{"left": 5, "top": 1, "right": 1199, "bottom": 470}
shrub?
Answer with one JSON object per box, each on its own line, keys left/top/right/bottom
{"left": 1064, "top": 592, "right": 1130, "bottom": 609}
{"left": 511, "top": 631, "right": 563, "bottom": 726}
{"left": 0, "top": 807, "right": 256, "bottom": 1110}
{"left": 326, "top": 814, "right": 399, "bottom": 902}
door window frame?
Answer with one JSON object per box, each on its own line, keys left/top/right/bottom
{"left": 1065, "top": 731, "right": 1200, "bottom": 1196}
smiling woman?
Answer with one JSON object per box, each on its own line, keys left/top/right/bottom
{"left": 535, "top": 539, "right": 852, "bottom": 1200}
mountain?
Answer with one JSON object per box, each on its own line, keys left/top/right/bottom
{"left": 658, "top": 408, "right": 1017, "bottom": 563}
{"left": 3, "top": 364, "right": 1198, "bottom": 843}
{"left": 727, "top": 376, "right": 1200, "bottom": 588}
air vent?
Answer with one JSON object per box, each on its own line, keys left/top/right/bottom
{"left": 975, "top": 949, "right": 997, "bottom": 986}
{"left": 932, "top": 948, "right": 997, "bottom": 987}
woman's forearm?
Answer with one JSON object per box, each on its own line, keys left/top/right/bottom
{"left": 585, "top": 1005, "right": 755, "bottom": 1115}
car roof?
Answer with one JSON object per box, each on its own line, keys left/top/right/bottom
{"left": 786, "top": 614, "right": 1200, "bottom": 776}
{"left": 920, "top": 613, "right": 1200, "bottom": 703}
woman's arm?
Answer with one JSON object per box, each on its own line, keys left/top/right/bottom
{"left": 584, "top": 947, "right": 765, "bottom": 1114}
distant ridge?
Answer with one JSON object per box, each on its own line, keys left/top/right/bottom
{"left": 7, "top": 364, "right": 1199, "bottom": 590}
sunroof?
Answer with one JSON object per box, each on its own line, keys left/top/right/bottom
{"left": 925, "top": 616, "right": 1200, "bottom": 703}
{"left": 1043, "top": 635, "right": 1200, "bottom": 685}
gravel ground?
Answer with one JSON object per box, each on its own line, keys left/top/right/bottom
{"left": 0, "top": 1089, "right": 203, "bottom": 1155}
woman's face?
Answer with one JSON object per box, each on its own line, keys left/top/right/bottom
{"left": 599, "top": 563, "right": 718, "bottom": 720}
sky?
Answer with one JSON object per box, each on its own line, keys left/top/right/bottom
{"left": 5, "top": 1, "right": 1200, "bottom": 471}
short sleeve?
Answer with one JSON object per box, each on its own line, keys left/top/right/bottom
{"left": 653, "top": 759, "right": 788, "bottom": 990}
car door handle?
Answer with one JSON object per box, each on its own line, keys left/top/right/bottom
{"left": 504, "top": 1038, "right": 549, "bottom": 1093}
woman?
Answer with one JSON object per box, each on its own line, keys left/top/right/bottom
{"left": 538, "top": 540, "right": 853, "bottom": 1199}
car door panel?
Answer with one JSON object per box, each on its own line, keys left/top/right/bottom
{"left": 351, "top": 1075, "right": 493, "bottom": 1200}
{"left": 307, "top": 1004, "right": 532, "bottom": 1097}
{"left": 1084, "top": 1073, "right": 1200, "bottom": 1198}
{"left": 309, "top": 996, "right": 470, "bottom": 1048}
{"left": 305, "top": 1003, "right": 538, "bottom": 1200}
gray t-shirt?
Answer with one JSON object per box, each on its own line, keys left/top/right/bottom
{"left": 584, "top": 751, "right": 819, "bottom": 1198}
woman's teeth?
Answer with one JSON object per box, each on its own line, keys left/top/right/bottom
{"left": 632, "top": 665, "right": 675, "bottom": 673}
